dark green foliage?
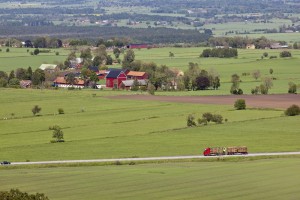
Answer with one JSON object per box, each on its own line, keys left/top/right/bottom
{"left": 58, "top": 108, "right": 64, "bottom": 114}
{"left": 260, "top": 84, "right": 268, "bottom": 94}
{"left": 202, "top": 112, "right": 213, "bottom": 122}
{"left": 234, "top": 99, "right": 246, "bottom": 110}
{"left": 187, "top": 114, "right": 196, "bottom": 127}
{"left": 195, "top": 75, "right": 210, "bottom": 90}
{"left": 31, "top": 69, "right": 45, "bottom": 85}
{"left": 288, "top": 82, "right": 297, "bottom": 94}
{"left": 33, "top": 48, "right": 40, "bottom": 55}
{"left": 32, "top": 105, "right": 41, "bottom": 116}
{"left": 197, "top": 118, "right": 208, "bottom": 125}
{"left": 200, "top": 48, "right": 238, "bottom": 58}
{"left": 263, "top": 52, "right": 268, "bottom": 57}
{"left": 6, "top": 48, "right": 9, "bottom": 52}
{"left": 251, "top": 86, "right": 259, "bottom": 95}
{"left": 211, "top": 114, "right": 223, "bottom": 124}
{"left": 122, "top": 49, "right": 135, "bottom": 69}
{"left": 15, "top": 68, "right": 27, "bottom": 80}
{"left": 8, "top": 78, "right": 20, "bottom": 87}
{"left": 0, "top": 78, "right": 8, "bottom": 87}
{"left": 49, "top": 125, "right": 64, "bottom": 142}
{"left": 0, "top": 189, "right": 49, "bottom": 200}
{"left": 285, "top": 105, "right": 300, "bottom": 116}
{"left": 280, "top": 51, "right": 292, "bottom": 58}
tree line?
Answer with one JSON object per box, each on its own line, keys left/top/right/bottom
{"left": 0, "top": 26, "right": 210, "bottom": 44}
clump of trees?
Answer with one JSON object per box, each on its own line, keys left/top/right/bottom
{"left": 183, "top": 63, "right": 220, "bottom": 91}
{"left": 200, "top": 48, "right": 238, "bottom": 58}
{"left": 288, "top": 82, "right": 297, "bottom": 94}
{"left": 0, "top": 189, "right": 49, "bottom": 200}
{"left": 230, "top": 74, "right": 243, "bottom": 95}
{"left": 187, "top": 112, "right": 224, "bottom": 127}
{"left": 234, "top": 99, "right": 246, "bottom": 110}
{"left": 251, "top": 77, "right": 273, "bottom": 95}
{"left": 285, "top": 105, "right": 300, "bottom": 116}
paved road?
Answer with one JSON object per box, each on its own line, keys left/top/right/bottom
{"left": 10, "top": 152, "right": 300, "bottom": 166}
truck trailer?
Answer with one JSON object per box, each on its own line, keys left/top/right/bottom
{"left": 203, "top": 146, "right": 248, "bottom": 156}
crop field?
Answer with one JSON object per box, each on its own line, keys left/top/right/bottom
{"left": 0, "top": 88, "right": 300, "bottom": 162}
{"left": 1, "top": 158, "right": 300, "bottom": 199}
{"left": 0, "top": 47, "right": 69, "bottom": 72}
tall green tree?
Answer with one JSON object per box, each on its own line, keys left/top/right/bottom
{"left": 32, "top": 69, "right": 45, "bottom": 85}
{"left": 122, "top": 49, "right": 135, "bottom": 69}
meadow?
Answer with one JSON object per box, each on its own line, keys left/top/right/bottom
{"left": 1, "top": 157, "right": 300, "bottom": 199}
{"left": 0, "top": 89, "right": 299, "bottom": 162}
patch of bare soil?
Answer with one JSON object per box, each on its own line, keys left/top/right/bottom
{"left": 107, "top": 94, "right": 300, "bottom": 109}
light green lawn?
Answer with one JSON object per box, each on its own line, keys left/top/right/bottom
{"left": 1, "top": 158, "right": 300, "bottom": 200}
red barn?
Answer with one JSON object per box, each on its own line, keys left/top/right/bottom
{"left": 127, "top": 71, "right": 148, "bottom": 80}
{"left": 106, "top": 69, "right": 127, "bottom": 88}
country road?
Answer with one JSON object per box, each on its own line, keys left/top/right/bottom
{"left": 9, "top": 152, "right": 300, "bottom": 166}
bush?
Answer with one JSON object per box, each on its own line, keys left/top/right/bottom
{"left": 58, "top": 108, "right": 64, "bottom": 114}
{"left": 197, "top": 118, "right": 208, "bottom": 125}
{"left": 251, "top": 86, "right": 259, "bottom": 95}
{"left": 202, "top": 112, "right": 213, "bottom": 122}
{"left": 211, "top": 114, "right": 223, "bottom": 124}
{"left": 285, "top": 105, "right": 300, "bottom": 116}
{"left": 234, "top": 99, "right": 246, "bottom": 110}
{"left": 280, "top": 51, "right": 292, "bottom": 58}
{"left": 55, "top": 52, "right": 59, "bottom": 56}
{"left": 187, "top": 114, "right": 196, "bottom": 127}
{"left": 269, "top": 56, "right": 277, "bottom": 59}
{"left": 288, "top": 82, "right": 297, "bottom": 94}
{"left": 32, "top": 105, "right": 42, "bottom": 116}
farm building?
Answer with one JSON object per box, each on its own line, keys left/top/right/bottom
{"left": 105, "top": 69, "right": 127, "bottom": 88}
{"left": 20, "top": 80, "right": 32, "bottom": 88}
{"left": 53, "top": 77, "right": 84, "bottom": 88}
{"left": 246, "top": 44, "right": 256, "bottom": 49}
{"left": 126, "top": 71, "right": 148, "bottom": 80}
{"left": 120, "top": 79, "right": 147, "bottom": 90}
{"left": 127, "top": 44, "right": 151, "bottom": 49}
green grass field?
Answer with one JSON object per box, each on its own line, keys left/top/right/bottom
{"left": 1, "top": 158, "right": 300, "bottom": 199}
{"left": 1, "top": 89, "right": 299, "bottom": 162}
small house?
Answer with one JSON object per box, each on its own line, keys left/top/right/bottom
{"left": 20, "top": 80, "right": 32, "bottom": 88}
{"left": 246, "top": 44, "right": 255, "bottom": 49}
{"left": 120, "top": 79, "right": 147, "bottom": 90}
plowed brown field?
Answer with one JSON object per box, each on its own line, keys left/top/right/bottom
{"left": 108, "top": 94, "right": 300, "bottom": 109}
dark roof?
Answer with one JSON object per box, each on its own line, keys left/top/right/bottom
{"left": 88, "top": 66, "right": 99, "bottom": 72}
{"left": 106, "top": 69, "right": 124, "bottom": 78}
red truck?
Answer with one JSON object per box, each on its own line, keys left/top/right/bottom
{"left": 203, "top": 146, "right": 248, "bottom": 156}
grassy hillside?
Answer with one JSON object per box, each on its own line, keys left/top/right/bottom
{"left": 1, "top": 158, "right": 300, "bottom": 199}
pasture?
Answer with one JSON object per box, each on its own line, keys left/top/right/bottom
{"left": 1, "top": 158, "right": 300, "bottom": 199}
{"left": 0, "top": 89, "right": 300, "bottom": 162}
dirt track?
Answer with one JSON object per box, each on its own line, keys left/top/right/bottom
{"left": 108, "top": 94, "right": 300, "bottom": 109}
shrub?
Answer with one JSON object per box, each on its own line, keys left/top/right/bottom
{"left": 197, "top": 118, "right": 208, "bottom": 125}
{"left": 32, "top": 105, "right": 42, "bottom": 116}
{"left": 55, "top": 52, "right": 59, "bottom": 56}
{"left": 147, "top": 83, "right": 155, "bottom": 95}
{"left": 251, "top": 86, "right": 259, "bottom": 95}
{"left": 234, "top": 99, "right": 246, "bottom": 110}
{"left": 288, "top": 82, "right": 297, "bottom": 94}
{"left": 211, "top": 114, "right": 223, "bottom": 124}
{"left": 285, "top": 105, "right": 300, "bottom": 116}
{"left": 269, "top": 56, "right": 277, "bottom": 59}
{"left": 202, "top": 112, "right": 213, "bottom": 122}
{"left": 187, "top": 114, "right": 196, "bottom": 127}
{"left": 280, "top": 51, "right": 292, "bottom": 58}
{"left": 58, "top": 108, "right": 64, "bottom": 114}
{"left": 259, "top": 84, "right": 268, "bottom": 94}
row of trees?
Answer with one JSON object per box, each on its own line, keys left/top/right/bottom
{"left": 0, "top": 67, "right": 45, "bottom": 88}
{"left": 200, "top": 48, "right": 238, "bottom": 58}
